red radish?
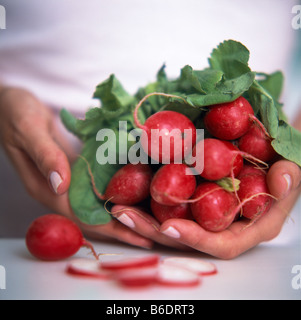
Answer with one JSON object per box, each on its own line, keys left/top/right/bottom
{"left": 223, "top": 141, "right": 244, "bottom": 177}
{"left": 191, "top": 138, "right": 266, "bottom": 181}
{"left": 239, "top": 164, "right": 267, "bottom": 178}
{"left": 191, "top": 139, "right": 243, "bottom": 180}
{"left": 204, "top": 96, "right": 255, "bottom": 140}
{"left": 66, "top": 258, "right": 112, "bottom": 279}
{"left": 115, "top": 267, "right": 158, "bottom": 288}
{"left": 133, "top": 92, "right": 197, "bottom": 163}
{"left": 190, "top": 182, "right": 239, "bottom": 232}
{"left": 162, "top": 257, "right": 217, "bottom": 276}
{"left": 238, "top": 125, "right": 277, "bottom": 163}
{"left": 82, "top": 158, "right": 153, "bottom": 205}
{"left": 101, "top": 255, "right": 160, "bottom": 271}
{"left": 156, "top": 264, "right": 201, "bottom": 287}
{"left": 150, "top": 164, "right": 197, "bottom": 206}
{"left": 26, "top": 214, "right": 99, "bottom": 261}
{"left": 237, "top": 170, "right": 274, "bottom": 220}
{"left": 151, "top": 199, "right": 193, "bottom": 223}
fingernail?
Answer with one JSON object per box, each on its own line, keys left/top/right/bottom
{"left": 283, "top": 174, "right": 292, "bottom": 196}
{"left": 117, "top": 213, "right": 136, "bottom": 229}
{"left": 161, "top": 226, "right": 181, "bottom": 239}
{"left": 49, "top": 171, "right": 63, "bottom": 194}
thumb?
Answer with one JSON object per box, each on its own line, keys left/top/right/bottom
{"left": 266, "top": 160, "right": 301, "bottom": 200}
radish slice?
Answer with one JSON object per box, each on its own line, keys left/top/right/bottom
{"left": 162, "top": 257, "right": 217, "bottom": 276}
{"left": 157, "top": 264, "right": 201, "bottom": 287}
{"left": 66, "top": 258, "right": 112, "bottom": 279}
{"left": 115, "top": 267, "right": 158, "bottom": 288}
{"left": 101, "top": 255, "right": 160, "bottom": 271}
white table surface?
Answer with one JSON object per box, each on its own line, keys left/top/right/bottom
{"left": 0, "top": 232, "right": 300, "bottom": 300}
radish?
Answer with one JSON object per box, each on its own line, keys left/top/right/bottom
{"left": 156, "top": 264, "right": 201, "bottom": 287}
{"left": 114, "top": 266, "right": 158, "bottom": 288}
{"left": 150, "top": 164, "right": 197, "bottom": 206}
{"left": 190, "top": 182, "right": 239, "bottom": 232}
{"left": 204, "top": 96, "right": 255, "bottom": 140}
{"left": 133, "top": 92, "right": 197, "bottom": 163}
{"left": 66, "top": 258, "right": 112, "bottom": 279}
{"left": 26, "top": 214, "right": 99, "bottom": 261}
{"left": 223, "top": 141, "right": 244, "bottom": 177}
{"left": 190, "top": 139, "right": 244, "bottom": 180}
{"left": 237, "top": 169, "right": 274, "bottom": 220}
{"left": 238, "top": 124, "right": 277, "bottom": 163}
{"left": 191, "top": 138, "right": 266, "bottom": 181}
{"left": 81, "top": 157, "right": 153, "bottom": 206}
{"left": 101, "top": 255, "right": 160, "bottom": 271}
{"left": 162, "top": 257, "right": 217, "bottom": 276}
{"left": 151, "top": 199, "right": 193, "bottom": 223}
{"left": 238, "top": 164, "right": 267, "bottom": 178}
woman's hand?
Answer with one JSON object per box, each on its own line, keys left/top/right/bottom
{"left": 112, "top": 160, "right": 301, "bottom": 258}
{"left": 113, "top": 109, "right": 301, "bottom": 258}
{"left": 0, "top": 87, "right": 158, "bottom": 249}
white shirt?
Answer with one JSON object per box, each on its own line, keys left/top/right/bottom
{"left": 0, "top": 0, "right": 298, "bottom": 115}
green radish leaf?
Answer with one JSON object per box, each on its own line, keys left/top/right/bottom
{"left": 217, "top": 178, "right": 241, "bottom": 193}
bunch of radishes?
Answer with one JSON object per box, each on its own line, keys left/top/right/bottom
{"left": 25, "top": 94, "right": 276, "bottom": 264}
{"left": 89, "top": 94, "right": 277, "bottom": 232}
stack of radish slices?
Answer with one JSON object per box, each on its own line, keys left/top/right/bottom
{"left": 66, "top": 255, "right": 217, "bottom": 288}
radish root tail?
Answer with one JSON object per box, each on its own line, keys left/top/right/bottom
{"left": 133, "top": 92, "right": 189, "bottom": 130}
{"left": 78, "top": 155, "right": 107, "bottom": 201}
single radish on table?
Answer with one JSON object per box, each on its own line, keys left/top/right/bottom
{"left": 26, "top": 214, "right": 99, "bottom": 261}
{"left": 133, "top": 92, "right": 197, "bottom": 163}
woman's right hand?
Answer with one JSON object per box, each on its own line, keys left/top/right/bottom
{"left": 0, "top": 86, "right": 161, "bottom": 249}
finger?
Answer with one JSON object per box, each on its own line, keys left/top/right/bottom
{"left": 80, "top": 219, "right": 154, "bottom": 250}
{"left": 5, "top": 145, "right": 73, "bottom": 214}
{"left": 111, "top": 205, "right": 189, "bottom": 250}
{"left": 160, "top": 180, "right": 301, "bottom": 260}
{"left": 267, "top": 160, "right": 301, "bottom": 200}
{"left": 16, "top": 116, "right": 71, "bottom": 195}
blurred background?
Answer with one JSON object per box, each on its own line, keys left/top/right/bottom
{"left": 0, "top": 0, "right": 300, "bottom": 238}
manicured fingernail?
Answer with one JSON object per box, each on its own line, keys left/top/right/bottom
{"left": 161, "top": 226, "right": 181, "bottom": 239}
{"left": 283, "top": 174, "right": 292, "bottom": 196}
{"left": 117, "top": 213, "right": 136, "bottom": 229}
{"left": 49, "top": 171, "right": 63, "bottom": 194}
